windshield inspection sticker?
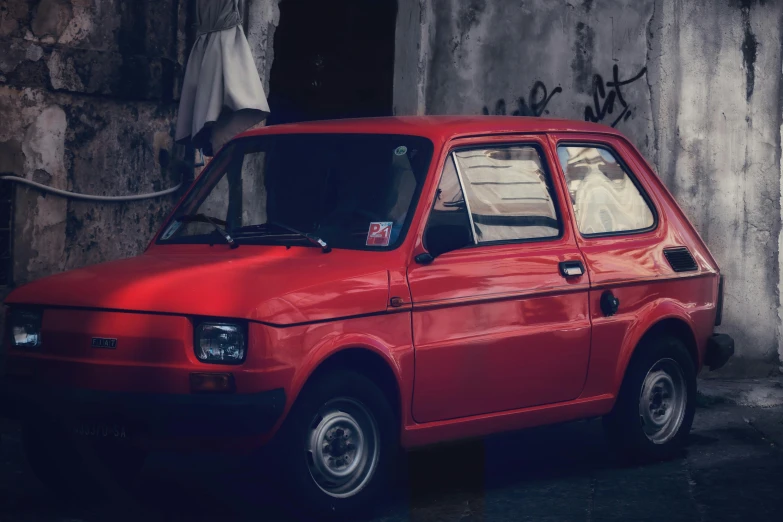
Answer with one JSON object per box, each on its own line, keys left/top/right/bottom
{"left": 394, "top": 146, "right": 408, "bottom": 156}
{"left": 367, "top": 222, "right": 393, "bottom": 247}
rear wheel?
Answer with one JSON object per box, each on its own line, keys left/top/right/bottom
{"left": 603, "top": 335, "right": 696, "bottom": 461}
{"left": 274, "top": 369, "right": 398, "bottom": 519}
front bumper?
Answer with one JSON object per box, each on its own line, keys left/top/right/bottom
{"left": 1, "top": 376, "right": 285, "bottom": 450}
{"left": 704, "top": 333, "right": 734, "bottom": 370}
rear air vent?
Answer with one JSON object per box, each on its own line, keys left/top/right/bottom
{"left": 664, "top": 247, "right": 698, "bottom": 272}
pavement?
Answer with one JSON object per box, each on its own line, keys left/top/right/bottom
{"left": 698, "top": 375, "right": 783, "bottom": 408}
{"left": 1, "top": 380, "right": 782, "bottom": 522}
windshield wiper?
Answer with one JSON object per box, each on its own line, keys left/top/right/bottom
{"left": 226, "top": 221, "right": 331, "bottom": 252}
{"left": 178, "top": 213, "right": 238, "bottom": 249}
{"left": 267, "top": 221, "right": 331, "bottom": 253}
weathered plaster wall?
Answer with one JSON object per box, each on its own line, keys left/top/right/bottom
{"left": 245, "top": 0, "right": 280, "bottom": 92}
{"left": 393, "top": 0, "right": 432, "bottom": 116}
{"left": 413, "top": 0, "right": 783, "bottom": 369}
{"left": 649, "top": 0, "right": 783, "bottom": 370}
{"left": 0, "top": 0, "right": 189, "bottom": 285}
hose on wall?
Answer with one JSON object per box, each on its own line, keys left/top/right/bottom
{"left": 0, "top": 148, "right": 207, "bottom": 202}
{"left": 0, "top": 176, "right": 182, "bottom": 202}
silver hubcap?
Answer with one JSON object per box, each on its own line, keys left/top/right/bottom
{"left": 639, "top": 358, "right": 687, "bottom": 444}
{"left": 305, "top": 398, "right": 379, "bottom": 498}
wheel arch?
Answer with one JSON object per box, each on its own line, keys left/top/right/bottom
{"left": 615, "top": 304, "right": 700, "bottom": 393}
{"left": 638, "top": 318, "right": 699, "bottom": 369}
{"left": 289, "top": 343, "right": 404, "bottom": 427}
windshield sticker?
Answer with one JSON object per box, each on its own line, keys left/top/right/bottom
{"left": 160, "top": 220, "right": 182, "bottom": 240}
{"left": 366, "top": 222, "right": 393, "bottom": 247}
{"left": 394, "top": 146, "right": 408, "bottom": 156}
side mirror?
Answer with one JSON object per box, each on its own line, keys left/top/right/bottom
{"left": 419, "top": 223, "right": 473, "bottom": 262}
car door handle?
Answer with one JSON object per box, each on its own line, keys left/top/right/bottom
{"left": 559, "top": 260, "right": 585, "bottom": 278}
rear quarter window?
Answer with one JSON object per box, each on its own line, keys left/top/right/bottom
{"left": 557, "top": 145, "right": 654, "bottom": 236}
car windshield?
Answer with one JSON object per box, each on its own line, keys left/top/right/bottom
{"left": 158, "top": 133, "right": 434, "bottom": 250}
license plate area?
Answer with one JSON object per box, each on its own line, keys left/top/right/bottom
{"left": 72, "top": 419, "right": 131, "bottom": 441}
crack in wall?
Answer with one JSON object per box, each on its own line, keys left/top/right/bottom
{"left": 777, "top": 5, "right": 783, "bottom": 365}
{"left": 645, "top": 0, "right": 660, "bottom": 169}
{"left": 740, "top": 1, "right": 758, "bottom": 102}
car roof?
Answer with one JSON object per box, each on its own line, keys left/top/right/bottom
{"left": 237, "top": 116, "right": 624, "bottom": 143}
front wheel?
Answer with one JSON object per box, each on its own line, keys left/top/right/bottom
{"left": 274, "top": 370, "right": 398, "bottom": 520}
{"left": 603, "top": 335, "right": 696, "bottom": 462}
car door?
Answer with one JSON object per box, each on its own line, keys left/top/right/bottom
{"left": 550, "top": 135, "right": 674, "bottom": 397}
{"left": 407, "top": 135, "right": 592, "bottom": 423}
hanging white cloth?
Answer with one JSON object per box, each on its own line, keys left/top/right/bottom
{"left": 176, "top": 0, "right": 270, "bottom": 156}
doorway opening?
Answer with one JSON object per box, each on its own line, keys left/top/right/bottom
{"left": 266, "top": 0, "right": 398, "bottom": 125}
{"left": 0, "top": 179, "right": 13, "bottom": 286}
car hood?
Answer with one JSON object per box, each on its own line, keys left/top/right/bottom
{"left": 5, "top": 247, "right": 392, "bottom": 325}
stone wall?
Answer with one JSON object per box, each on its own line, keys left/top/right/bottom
{"left": 406, "top": 0, "right": 783, "bottom": 370}
{"left": 0, "top": 0, "right": 190, "bottom": 285}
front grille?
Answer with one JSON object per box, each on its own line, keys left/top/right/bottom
{"left": 664, "top": 247, "right": 698, "bottom": 272}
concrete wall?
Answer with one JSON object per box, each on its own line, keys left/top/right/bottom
{"left": 0, "top": 0, "right": 190, "bottom": 286}
{"left": 651, "top": 0, "right": 783, "bottom": 372}
{"left": 403, "top": 0, "right": 783, "bottom": 370}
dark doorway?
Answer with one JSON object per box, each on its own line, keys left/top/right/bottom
{"left": 0, "top": 179, "right": 12, "bottom": 286}
{"left": 266, "top": 0, "right": 397, "bottom": 125}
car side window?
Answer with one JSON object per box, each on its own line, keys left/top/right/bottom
{"left": 453, "top": 146, "right": 561, "bottom": 243}
{"left": 557, "top": 145, "right": 654, "bottom": 235}
{"left": 423, "top": 155, "right": 474, "bottom": 254}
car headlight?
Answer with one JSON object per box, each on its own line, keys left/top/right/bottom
{"left": 194, "top": 322, "right": 246, "bottom": 364}
{"left": 9, "top": 308, "right": 42, "bottom": 348}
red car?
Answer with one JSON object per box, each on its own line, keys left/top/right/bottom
{"left": 1, "top": 117, "right": 733, "bottom": 517}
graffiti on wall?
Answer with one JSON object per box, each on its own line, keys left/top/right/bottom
{"left": 481, "top": 63, "right": 648, "bottom": 129}
{"left": 584, "top": 64, "right": 648, "bottom": 128}
{"left": 482, "top": 81, "right": 562, "bottom": 117}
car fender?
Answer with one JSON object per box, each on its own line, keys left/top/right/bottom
{"left": 287, "top": 328, "right": 405, "bottom": 416}
{"left": 613, "top": 298, "right": 697, "bottom": 393}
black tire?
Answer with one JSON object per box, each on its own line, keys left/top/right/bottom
{"left": 273, "top": 369, "right": 398, "bottom": 520}
{"left": 22, "top": 418, "right": 145, "bottom": 503}
{"left": 603, "top": 335, "right": 696, "bottom": 462}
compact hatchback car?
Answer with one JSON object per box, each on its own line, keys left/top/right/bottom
{"left": 1, "top": 116, "right": 733, "bottom": 517}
